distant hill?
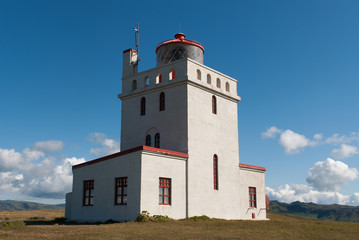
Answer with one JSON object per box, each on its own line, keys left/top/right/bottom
{"left": 0, "top": 200, "right": 65, "bottom": 211}
{"left": 269, "top": 200, "right": 359, "bottom": 222}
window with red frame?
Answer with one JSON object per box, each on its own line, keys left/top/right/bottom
{"left": 83, "top": 180, "right": 94, "bottom": 206}
{"left": 213, "top": 154, "right": 218, "bottom": 190}
{"left": 169, "top": 70, "right": 175, "bottom": 80}
{"left": 159, "top": 178, "right": 171, "bottom": 205}
{"left": 115, "top": 177, "right": 128, "bottom": 205}
{"left": 212, "top": 95, "right": 217, "bottom": 114}
{"left": 249, "top": 187, "right": 256, "bottom": 208}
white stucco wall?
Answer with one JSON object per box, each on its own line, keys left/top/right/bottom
{"left": 69, "top": 151, "right": 142, "bottom": 222}
{"left": 140, "top": 151, "right": 187, "bottom": 219}
{"left": 238, "top": 167, "right": 267, "bottom": 220}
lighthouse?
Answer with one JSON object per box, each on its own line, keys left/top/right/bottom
{"left": 65, "top": 32, "right": 267, "bottom": 222}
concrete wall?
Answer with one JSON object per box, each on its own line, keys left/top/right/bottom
{"left": 186, "top": 65, "right": 242, "bottom": 219}
{"left": 69, "top": 151, "right": 142, "bottom": 222}
{"left": 238, "top": 168, "right": 267, "bottom": 220}
{"left": 119, "top": 60, "right": 188, "bottom": 153}
{"left": 140, "top": 151, "right": 187, "bottom": 219}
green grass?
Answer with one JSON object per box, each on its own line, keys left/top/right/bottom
{"left": 0, "top": 210, "right": 358, "bottom": 239}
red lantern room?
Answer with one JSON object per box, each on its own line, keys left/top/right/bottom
{"left": 156, "top": 33, "right": 205, "bottom": 67}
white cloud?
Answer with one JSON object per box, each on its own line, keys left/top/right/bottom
{"left": 306, "top": 158, "right": 358, "bottom": 191}
{"left": 325, "top": 132, "right": 359, "bottom": 145}
{"left": 25, "top": 157, "right": 85, "bottom": 199}
{"left": 266, "top": 184, "right": 359, "bottom": 206}
{"left": 279, "top": 130, "right": 310, "bottom": 154}
{"left": 31, "top": 140, "right": 64, "bottom": 153}
{"left": 89, "top": 133, "right": 121, "bottom": 157}
{"left": 331, "top": 144, "right": 359, "bottom": 159}
{"left": 262, "top": 126, "right": 283, "bottom": 139}
{"left": 0, "top": 148, "right": 24, "bottom": 171}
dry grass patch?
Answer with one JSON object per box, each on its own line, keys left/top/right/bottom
{"left": 0, "top": 211, "right": 358, "bottom": 240}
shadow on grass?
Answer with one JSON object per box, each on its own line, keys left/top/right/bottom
{"left": 24, "top": 218, "right": 120, "bottom": 226}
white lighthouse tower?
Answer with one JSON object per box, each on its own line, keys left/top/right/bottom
{"left": 65, "top": 32, "right": 267, "bottom": 222}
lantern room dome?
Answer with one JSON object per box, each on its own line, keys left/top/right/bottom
{"left": 156, "top": 33, "right": 204, "bottom": 67}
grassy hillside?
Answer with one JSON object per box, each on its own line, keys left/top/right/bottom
{"left": 0, "top": 210, "right": 358, "bottom": 240}
{"left": 0, "top": 200, "right": 64, "bottom": 211}
{"left": 269, "top": 200, "right": 359, "bottom": 222}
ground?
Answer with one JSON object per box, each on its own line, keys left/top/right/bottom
{"left": 0, "top": 210, "right": 358, "bottom": 239}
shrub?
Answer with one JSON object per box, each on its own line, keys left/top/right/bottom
{"left": 136, "top": 211, "right": 152, "bottom": 222}
{"left": 153, "top": 215, "right": 173, "bottom": 222}
{"left": 0, "top": 220, "right": 26, "bottom": 228}
{"left": 187, "top": 215, "right": 211, "bottom": 221}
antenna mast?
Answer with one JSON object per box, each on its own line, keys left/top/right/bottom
{"left": 133, "top": 24, "right": 140, "bottom": 65}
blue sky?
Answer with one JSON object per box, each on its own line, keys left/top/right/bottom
{"left": 1, "top": 0, "right": 358, "bottom": 204}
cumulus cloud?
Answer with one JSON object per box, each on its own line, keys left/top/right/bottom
{"left": 331, "top": 144, "right": 359, "bottom": 159}
{"left": 31, "top": 140, "right": 64, "bottom": 153}
{"left": 262, "top": 126, "right": 283, "bottom": 138}
{"left": 306, "top": 158, "right": 358, "bottom": 191}
{"left": 89, "top": 133, "right": 121, "bottom": 157}
{"left": 279, "top": 130, "right": 311, "bottom": 154}
{"left": 266, "top": 184, "right": 359, "bottom": 206}
{"left": 325, "top": 132, "right": 359, "bottom": 145}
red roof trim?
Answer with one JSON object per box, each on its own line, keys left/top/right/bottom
{"left": 123, "top": 48, "right": 138, "bottom": 53}
{"left": 239, "top": 163, "right": 266, "bottom": 171}
{"left": 72, "top": 146, "right": 188, "bottom": 170}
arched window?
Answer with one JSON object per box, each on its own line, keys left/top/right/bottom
{"left": 140, "top": 97, "right": 146, "bottom": 116}
{"left": 146, "top": 135, "right": 151, "bottom": 146}
{"left": 159, "top": 92, "right": 165, "bottom": 111}
{"left": 207, "top": 74, "right": 211, "bottom": 84}
{"left": 155, "top": 133, "right": 160, "bottom": 148}
{"left": 225, "top": 82, "right": 230, "bottom": 92}
{"left": 156, "top": 73, "right": 162, "bottom": 84}
{"left": 132, "top": 80, "right": 137, "bottom": 91}
{"left": 197, "top": 69, "right": 201, "bottom": 80}
{"left": 169, "top": 70, "right": 175, "bottom": 80}
{"left": 213, "top": 154, "right": 218, "bottom": 190}
{"left": 216, "top": 78, "right": 221, "bottom": 88}
{"left": 212, "top": 95, "right": 217, "bottom": 114}
{"left": 145, "top": 77, "right": 149, "bottom": 86}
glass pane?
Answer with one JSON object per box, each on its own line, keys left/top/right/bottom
{"left": 117, "top": 196, "right": 121, "bottom": 204}
{"left": 123, "top": 196, "right": 127, "bottom": 204}
{"left": 90, "top": 197, "right": 93, "bottom": 205}
{"left": 123, "top": 187, "right": 127, "bottom": 195}
{"left": 159, "top": 187, "right": 163, "bottom": 195}
{"left": 164, "top": 188, "right": 169, "bottom": 195}
{"left": 159, "top": 196, "right": 163, "bottom": 203}
{"left": 165, "top": 196, "right": 169, "bottom": 204}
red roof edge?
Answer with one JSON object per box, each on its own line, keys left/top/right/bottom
{"left": 239, "top": 163, "right": 266, "bottom": 172}
{"left": 123, "top": 48, "right": 138, "bottom": 53}
{"left": 72, "top": 145, "right": 188, "bottom": 170}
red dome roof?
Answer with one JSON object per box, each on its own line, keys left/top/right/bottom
{"left": 156, "top": 33, "right": 205, "bottom": 53}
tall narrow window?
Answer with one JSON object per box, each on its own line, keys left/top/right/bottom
{"left": 159, "top": 178, "right": 171, "bottom": 205}
{"left": 212, "top": 95, "right": 217, "bottom": 114}
{"left": 132, "top": 80, "right": 137, "bottom": 91}
{"left": 115, "top": 177, "right": 128, "bottom": 205}
{"left": 249, "top": 187, "right": 256, "bottom": 208}
{"left": 197, "top": 69, "right": 201, "bottom": 80}
{"left": 83, "top": 180, "right": 94, "bottom": 206}
{"left": 225, "top": 82, "right": 230, "bottom": 92}
{"left": 216, "top": 78, "right": 221, "bottom": 88}
{"left": 159, "top": 92, "right": 165, "bottom": 111}
{"left": 146, "top": 135, "right": 151, "bottom": 146}
{"left": 169, "top": 70, "right": 175, "bottom": 80}
{"left": 140, "top": 97, "right": 146, "bottom": 115}
{"left": 155, "top": 133, "right": 160, "bottom": 148}
{"left": 145, "top": 77, "right": 150, "bottom": 86}
{"left": 207, "top": 74, "right": 211, "bottom": 84}
{"left": 213, "top": 155, "right": 218, "bottom": 190}
{"left": 156, "top": 73, "right": 162, "bottom": 84}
